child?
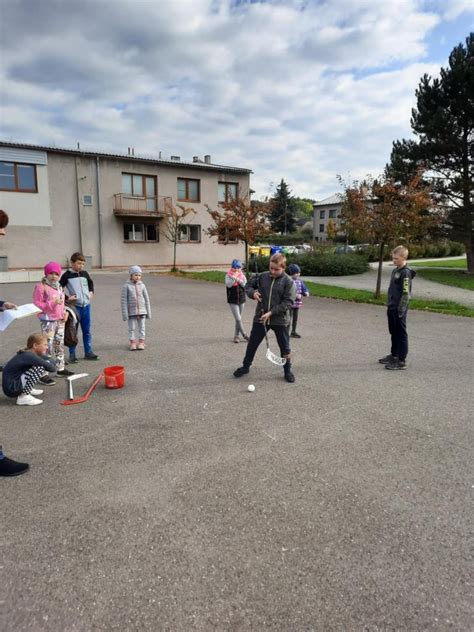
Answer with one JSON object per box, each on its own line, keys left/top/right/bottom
{"left": 2, "top": 333, "right": 57, "bottom": 406}
{"left": 225, "top": 259, "right": 249, "bottom": 343}
{"left": 121, "top": 266, "right": 151, "bottom": 350}
{"left": 287, "top": 263, "right": 309, "bottom": 338}
{"left": 379, "top": 245, "right": 416, "bottom": 371}
{"left": 233, "top": 253, "right": 296, "bottom": 383}
{"left": 60, "top": 252, "right": 99, "bottom": 362}
{"left": 33, "top": 261, "right": 74, "bottom": 381}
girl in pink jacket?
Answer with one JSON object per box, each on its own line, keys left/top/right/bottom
{"left": 33, "top": 261, "right": 74, "bottom": 379}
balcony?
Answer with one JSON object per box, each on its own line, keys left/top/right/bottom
{"left": 113, "top": 194, "right": 172, "bottom": 218}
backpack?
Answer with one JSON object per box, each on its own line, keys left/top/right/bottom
{"left": 64, "top": 305, "right": 79, "bottom": 348}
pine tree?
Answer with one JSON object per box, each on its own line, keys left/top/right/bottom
{"left": 387, "top": 33, "right": 474, "bottom": 272}
{"left": 269, "top": 179, "right": 297, "bottom": 234}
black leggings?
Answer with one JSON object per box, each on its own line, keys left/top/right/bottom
{"left": 387, "top": 308, "right": 408, "bottom": 361}
{"left": 242, "top": 322, "right": 291, "bottom": 368}
{"left": 289, "top": 308, "right": 299, "bottom": 333}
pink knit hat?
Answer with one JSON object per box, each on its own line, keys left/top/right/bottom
{"left": 44, "top": 261, "right": 62, "bottom": 276}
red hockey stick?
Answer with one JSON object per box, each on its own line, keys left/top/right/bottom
{"left": 61, "top": 373, "right": 103, "bottom": 406}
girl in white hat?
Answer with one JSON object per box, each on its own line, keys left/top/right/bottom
{"left": 121, "top": 266, "right": 151, "bottom": 350}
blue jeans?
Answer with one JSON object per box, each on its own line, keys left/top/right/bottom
{"left": 69, "top": 304, "right": 93, "bottom": 356}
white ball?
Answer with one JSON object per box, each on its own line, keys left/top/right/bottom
{"left": 247, "top": 384, "right": 255, "bottom": 392}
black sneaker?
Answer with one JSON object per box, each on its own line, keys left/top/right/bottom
{"left": 0, "top": 456, "right": 30, "bottom": 477}
{"left": 39, "top": 375, "right": 56, "bottom": 386}
{"left": 233, "top": 366, "right": 249, "bottom": 378}
{"left": 378, "top": 354, "right": 398, "bottom": 365}
{"left": 84, "top": 352, "right": 99, "bottom": 360}
{"left": 57, "top": 369, "right": 75, "bottom": 377}
{"left": 290, "top": 332, "right": 301, "bottom": 338}
{"left": 284, "top": 369, "right": 295, "bottom": 383}
{"left": 385, "top": 360, "right": 407, "bottom": 370}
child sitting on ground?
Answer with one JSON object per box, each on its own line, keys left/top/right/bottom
{"left": 2, "top": 333, "right": 57, "bottom": 406}
{"left": 287, "top": 263, "right": 309, "bottom": 338}
{"left": 121, "top": 266, "right": 151, "bottom": 350}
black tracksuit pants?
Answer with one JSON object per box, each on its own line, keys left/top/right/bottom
{"left": 242, "top": 322, "right": 291, "bottom": 369}
{"left": 387, "top": 308, "right": 408, "bottom": 361}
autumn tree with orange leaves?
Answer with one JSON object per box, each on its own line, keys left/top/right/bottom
{"left": 338, "top": 174, "right": 439, "bottom": 297}
{"left": 206, "top": 197, "right": 271, "bottom": 270}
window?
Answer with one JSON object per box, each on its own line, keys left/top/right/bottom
{"left": 329, "top": 209, "right": 337, "bottom": 218}
{"left": 218, "top": 182, "right": 238, "bottom": 204}
{"left": 83, "top": 194, "right": 93, "bottom": 206}
{"left": 123, "top": 223, "right": 159, "bottom": 242}
{"left": 319, "top": 210, "right": 325, "bottom": 219}
{"left": 0, "top": 162, "right": 37, "bottom": 192}
{"left": 177, "top": 178, "right": 200, "bottom": 202}
{"left": 217, "top": 226, "right": 238, "bottom": 243}
{"left": 178, "top": 224, "right": 201, "bottom": 242}
{"left": 319, "top": 224, "right": 324, "bottom": 233}
{"left": 122, "top": 173, "right": 157, "bottom": 210}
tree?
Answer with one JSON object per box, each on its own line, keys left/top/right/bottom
{"left": 326, "top": 218, "right": 338, "bottom": 242}
{"left": 162, "top": 204, "right": 196, "bottom": 271}
{"left": 338, "top": 174, "right": 438, "bottom": 297}
{"left": 268, "top": 179, "right": 297, "bottom": 234}
{"left": 387, "top": 33, "right": 474, "bottom": 272}
{"left": 206, "top": 196, "right": 271, "bottom": 270}
{"left": 293, "top": 197, "right": 314, "bottom": 219}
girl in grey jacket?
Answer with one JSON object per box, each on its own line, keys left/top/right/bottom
{"left": 121, "top": 266, "right": 151, "bottom": 350}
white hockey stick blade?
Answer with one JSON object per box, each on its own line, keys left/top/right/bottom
{"left": 266, "top": 348, "right": 287, "bottom": 366}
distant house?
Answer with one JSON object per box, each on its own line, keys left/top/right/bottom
{"left": 0, "top": 141, "right": 252, "bottom": 269}
{"left": 312, "top": 194, "right": 342, "bottom": 242}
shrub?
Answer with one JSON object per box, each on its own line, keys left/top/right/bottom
{"left": 250, "top": 253, "right": 369, "bottom": 276}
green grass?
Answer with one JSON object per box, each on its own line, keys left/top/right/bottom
{"left": 175, "top": 271, "right": 474, "bottom": 318}
{"left": 411, "top": 257, "right": 467, "bottom": 268}
{"left": 414, "top": 268, "right": 474, "bottom": 291}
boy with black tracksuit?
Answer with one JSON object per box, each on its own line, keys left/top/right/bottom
{"left": 379, "top": 245, "right": 416, "bottom": 371}
{"left": 60, "top": 252, "right": 99, "bottom": 362}
{"left": 233, "top": 253, "right": 297, "bottom": 383}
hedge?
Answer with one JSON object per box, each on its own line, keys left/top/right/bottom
{"left": 356, "top": 240, "right": 465, "bottom": 262}
{"left": 249, "top": 253, "right": 369, "bottom": 276}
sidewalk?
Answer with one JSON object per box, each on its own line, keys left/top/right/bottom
{"left": 305, "top": 257, "right": 474, "bottom": 307}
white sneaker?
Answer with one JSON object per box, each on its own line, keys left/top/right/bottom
{"left": 16, "top": 394, "right": 43, "bottom": 406}
{"left": 30, "top": 388, "right": 44, "bottom": 396}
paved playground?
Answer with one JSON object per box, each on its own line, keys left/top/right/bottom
{"left": 1, "top": 272, "right": 473, "bottom": 631}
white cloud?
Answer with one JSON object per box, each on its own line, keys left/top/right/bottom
{"left": 0, "top": 0, "right": 470, "bottom": 199}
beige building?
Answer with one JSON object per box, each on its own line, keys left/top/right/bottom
{"left": 0, "top": 142, "right": 252, "bottom": 270}
{"left": 312, "top": 194, "right": 342, "bottom": 242}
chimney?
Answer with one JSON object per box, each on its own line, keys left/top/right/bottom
{"left": 204, "top": 154, "right": 211, "bottom": 164}
{"left": 131, "top": 147, "right": 135, "bottom": 156}
{"left": 128, "top": 147, "right": 131, "bottom": 155}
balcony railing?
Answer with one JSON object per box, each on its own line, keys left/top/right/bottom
{"left": 113, "top": 194, "right": 172, "bottom": 218}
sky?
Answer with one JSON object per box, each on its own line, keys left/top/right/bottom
{"left": 0, "top": 0, "right": 473, "bottom": 201}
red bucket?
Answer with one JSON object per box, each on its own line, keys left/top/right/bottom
{"left": 104, "top": 365, "right": 125, "bottom": 389}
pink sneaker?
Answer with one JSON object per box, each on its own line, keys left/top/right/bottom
{"left": 137, "top": 339, "right": 145, "bottom": 350}
{"left": 129, "top": 340, "right": 137, "bottom": 350}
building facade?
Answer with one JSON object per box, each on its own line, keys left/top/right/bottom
{"left": 0, "top": 142, "right": 252, "bottom": 269}
{"left": 312, "top": 194, "right": 342, "bottom": 242}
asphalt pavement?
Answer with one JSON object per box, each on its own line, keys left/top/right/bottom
{"left": 1, "top": 273, "right": 473, "bottom": 631}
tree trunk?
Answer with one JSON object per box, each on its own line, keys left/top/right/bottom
{"left": 244, "top": 240, "right": 248, "bottom": 273}
{"left": 172, "top": 239, "right": 177, "bottom": 271}
{"left": 466, "top": 238, "right": 474, "bottom": 274}
{"left": 375, "top": 242, "right": 385, "bottom": 298}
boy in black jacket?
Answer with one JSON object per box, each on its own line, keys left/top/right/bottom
{"left": 234, "top": 253, "right": 296, "bottom": 382}
{"left": 379, "top": 245, "right": 416, "bottom": 371}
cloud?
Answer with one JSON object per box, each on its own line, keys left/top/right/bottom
{"left": 0, "top": 0, "right": 470, "bottom": 199}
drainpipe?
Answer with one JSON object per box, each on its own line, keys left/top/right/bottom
{"left": 74, "top": 158, "right": 84, "bottom": 252}
{"left": 95, "top": 156, "right": 104, "bottom": 268}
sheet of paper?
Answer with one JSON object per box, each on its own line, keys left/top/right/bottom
{"left": 0, "top": 303, "right": 42, "bottom": 331}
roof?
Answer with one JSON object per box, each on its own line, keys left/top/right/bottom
{"left": 0, "top": 141, "right": 252, "bottom": 174}
{"left": 313, "top": 193, "right": 342, "bottom": 207}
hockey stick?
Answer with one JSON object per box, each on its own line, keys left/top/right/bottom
{"left": 61, "top": 373, "right": 103, "bottom": 406}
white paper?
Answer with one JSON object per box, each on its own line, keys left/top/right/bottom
{"left": 0, "top": 303, "right": 42, "bottom": 331}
